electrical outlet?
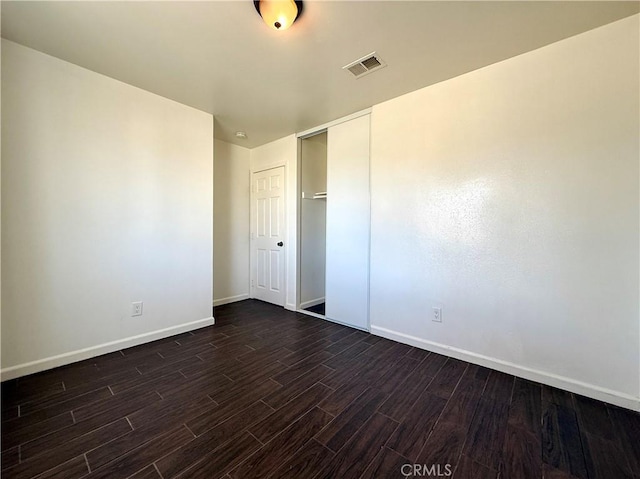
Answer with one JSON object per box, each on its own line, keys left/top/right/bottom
{"left": 132, "top": 301, "right": 143, "bottom": 317}
{"left": 432, "top": 307, "right": 442, "bottom": 323}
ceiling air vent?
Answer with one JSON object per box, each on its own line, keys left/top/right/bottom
{"left": 343, "top": 52, "right": 386, "bottom": 79}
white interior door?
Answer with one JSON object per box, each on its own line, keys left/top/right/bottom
{"left": 251, "top": 166, "right": 286, "bottom": 306}
{"left": 325, "top": 114, "right": 370, "bottom": 330}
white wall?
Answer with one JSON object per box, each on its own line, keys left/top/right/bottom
{"left": 1, "top": 40, "right": 214, "bottom": 379}
{"left": 369, "top": 15, "right": 640, "bottom": 410}
{"left": 300, "top": 133, "right": 327, "bottom": 308}
{"left": 213, "top": 139, "right": 250, "bottom": 306}
{"left": 250, "top": 135, "right": 298, "bottom": 311}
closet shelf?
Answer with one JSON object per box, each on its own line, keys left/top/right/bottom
{"left": 302, "top": 191, "right": 327, "bottom": 200}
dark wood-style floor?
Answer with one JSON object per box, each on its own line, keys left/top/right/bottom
{"left": 2, "top": 300, "right": 639, "bottom": 479}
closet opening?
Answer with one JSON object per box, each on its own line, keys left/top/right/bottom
{"left": 298, "top": 131, "right": 327, "bottom": 318}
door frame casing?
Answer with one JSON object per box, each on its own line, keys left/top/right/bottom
{"left": 249, "top": 164, "right": 287, "bottom": 306}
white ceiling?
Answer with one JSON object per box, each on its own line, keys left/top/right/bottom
{"left": 2, "top": 1, "right": 638, "bottom": 148}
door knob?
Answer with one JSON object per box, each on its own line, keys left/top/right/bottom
{"left": 277, "top": 241, "right": 284, "bottom": 247}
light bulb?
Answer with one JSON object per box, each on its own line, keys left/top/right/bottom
{"left": 257, "top": 0, "right": 299, "bottom": 31}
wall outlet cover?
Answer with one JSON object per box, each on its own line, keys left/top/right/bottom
{"left": 132, "top": 301, "right": 143, "bottom": 317}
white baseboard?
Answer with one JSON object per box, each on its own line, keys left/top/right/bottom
{"left": 1, "top": 317, "right": 215, "bottom": 382}
{"left": 285, "top": 302, "right": 297, "bottom": 312}
{"left": 300, "top": 297, "right": 325, "bottom": 309}
{"left": 213, "top": 293, "right": 249, "bottom": 307}
{"left": 371, "top": 325, "right": 640, "bottom": 412}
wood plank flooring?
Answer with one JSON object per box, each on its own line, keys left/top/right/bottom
{"left": 2, "top": 299, "right": 638, "bottom": 479}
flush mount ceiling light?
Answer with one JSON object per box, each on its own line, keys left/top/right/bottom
{"left": 254, "top": 0, "right": 302, "bottom": 31}
{"left": 235, "top": 131, "right": 248, "bottom": 139}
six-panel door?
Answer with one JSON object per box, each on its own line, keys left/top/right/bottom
{"left": 251, "top": 166, "right": 286, "bottom": 306}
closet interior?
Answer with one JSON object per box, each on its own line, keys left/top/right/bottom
{"left": 299, "top": 132, "right": 327, "bottom": 316}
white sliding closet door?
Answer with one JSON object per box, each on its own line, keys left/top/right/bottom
{"left": 325, "top": 114, "right": 370, "bottom": 330}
